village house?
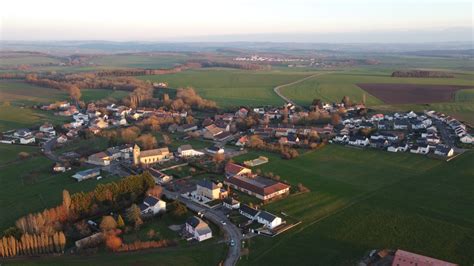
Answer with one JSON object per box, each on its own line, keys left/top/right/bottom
{"left": 177, "top": 124, "right": 198, "bottom": 133}
{"left": 434, "top": 145, "right": 454, "bottom": 157}
{"left": 235, "top": 136, "right": 248, "bottom": 147}
{"left": 256, "top": 211, "right": 282, "bottom": 229}
{"left": 224, "top": 175, "right": 290, "bottom": 202}
{"left": 133, "top": 144, "right": 173, "bottom": 166}
{"left": 177, "top": 144, "right": 204, "bottom": 158}
{"left": 239, "top": 204, "right": 260, "bottom": 220}
{"left": 20, "top": 136, "right": 35, "bottom": 144}
{"left": 185, "top": 216, "right": 212, "bottom": 242}
{"left": 223, "top": 197, "right": 240, "bottom": 210}
{"left": 206, "top": 145, "right": 224, "bottom": 155}
{"left": 225, "top": 162, "right": 252, "bottom": 178}
{"left": 39, "top": 123, "right": 55, "bottom": 136}
{"left": 214, "top": 131, "right": 234, "bottom": 142}
{"left": 87, "top": 151, "right": 110, "bottom": 166}
{"left": 195, "top": 180, "right": 228, "bottom": 200}
{"left": 348, "top": 136, "right": 369, "bottom": 146}
{"left": 460, "top": 134, "right": 473, "bottom": 144}
{"left": 410, "top": 145, "right": 429, "bottom": 154}
{"left": 203, "top": 124, "right": 224, "bottom": 140}
{"left": 14, "top": 129, "right": 32, "bottom": 138}
{"left": 148, "top": 168, "right": 172, "bottom": 184}
{"left": 139, "top": 195, "right": 166, "bottom": 215}
{"left": 57, "top": 135, "right": 68, "bottom": 144}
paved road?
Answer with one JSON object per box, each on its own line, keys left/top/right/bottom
{"left": 42, "top": 138, "right": 59, "bottom": 161}
{"left": 163, "top": 189, "right": 242, "bottom": 266}
{"left": 273, "top": 72, "right": 329, "bottom": 110}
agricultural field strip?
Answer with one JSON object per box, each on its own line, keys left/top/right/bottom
{"left": 273, "top": 72, "right": 331, "bottom": 107}
{"left": 251, "top": 150, "right": 449, "bottom": 262}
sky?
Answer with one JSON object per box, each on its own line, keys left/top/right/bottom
{"left": 1, "top": 0, "right": 472, "bottom": 42}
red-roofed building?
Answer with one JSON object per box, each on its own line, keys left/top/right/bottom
{"left": 224, "top": 175, "right": 290, "bottom": 202}
{"left": 392, "top": 250, "right": 457, "bottom": 266}
{"left": 225, "top": 162, "right": 252, "bottom": 178}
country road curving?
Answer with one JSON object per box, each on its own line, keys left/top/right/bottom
{"left": 273, "top": 72, "right": 330, "bottom": 109}
{"left": 163, "top": 189, "right": 242, "bottom": 266}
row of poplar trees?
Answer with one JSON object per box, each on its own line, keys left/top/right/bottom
{"left": 0, "top": 232, "right": 66, "bottom": 258}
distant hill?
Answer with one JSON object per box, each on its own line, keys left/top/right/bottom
{"left": 402, "top": 49, "right": 473, "bottom": 58}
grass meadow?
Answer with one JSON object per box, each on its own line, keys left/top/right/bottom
{"left": 233, "top": 145, "right": 474, "bottom": 265}
{"left": 138, "top": 69, "right": 315, "bottom": 108}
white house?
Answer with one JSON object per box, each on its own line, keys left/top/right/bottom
{"left": 256, "top": 211, "right": 282, "bottom": 229}
{"left": 348, "top": 136, "right": 369, "bottom": 146}
{"left": 14, "top": 129, "right": 32, "bottom": 138}
{"left": 149, "top": 168, "right": 172, "bottom": 184}
{"left": 139, "top": 196, "right": 166, "bottom": 215}
{"left": 410, "top": 145, "right": 429, "bottom": 154}
{"left": 206, "top": 146, "right": 224, "bottom": 155}
{"left": 185, "top": 216, "right": 212, "bottom": 242}
{"left": 178, "top": 145, "right": 204, "bottom": 157}
{"left": 334, "top": 135, "right": 348, "bottom": 143}
{"left": 387, "top": 145, "right": 399, "bottom": 152}
{"left": 223, "top": 197, "right": 240, "bottom": 210}
{"left": 239, "top": 204, "right": 259, "bottom": 220}
{"left": 20, "top": 136, "right": 35, "bottom": 144}
{"left": 460, "top": 134, "right": 473, "bottom": 144}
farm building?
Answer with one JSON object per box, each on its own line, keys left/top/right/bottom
{"left": 72, "top": 168, "right": 101, "bottom": 182}
{"left": 391, "top": 249, "right": 456, "bottom": 266}
{"left": 224, "top": 175, "right": 290, "bottom": 202}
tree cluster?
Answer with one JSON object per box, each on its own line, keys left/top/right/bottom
{"left": 0, "top": 231, "right": 66, "bottom": 258}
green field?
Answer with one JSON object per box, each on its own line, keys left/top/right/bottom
{"left": 0, "top": 56, "right": 62, "bottom": 67}
{"left": 0, "top": 144, "right": 123, "bottom": 232}
{"left": 0, "top": 80, "right": 68, "bottom": 105}
{"left": 279, "top": 70, "right": 474, "bottom": 107}
{"left": 0, "top": 105, "right": 69, "bottom": 132}
{"left": 138, "top": 69, "right": 315, "bottom": 108}
{"left": 455, "top": 89, "right": 474, "bottom": 102}
{"left": 233, "top": 146, "right": 474, "bottom": 265}
{"left": 93, "top": 54, "right": 189, "bottom": 69}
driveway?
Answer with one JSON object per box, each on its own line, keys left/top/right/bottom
{"left": 163, "top": 189, "right": 242, "bottom": 266}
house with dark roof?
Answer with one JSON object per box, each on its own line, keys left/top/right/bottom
{"left": 214, "top": 131, "right": 234, "bottom": 142}
{"left": 223, "top": 197, "right": 240, "bottom": 209}
{"left": 139, "top": 195, "right": 166, "bottom": 215}
{"left": 206, "top": 145, "right": 224, "bottom": 155}
{"left": 256, "top": 211, "right": 282, "bottom": 229}
{"left": 196, "top": 180, "right": 228, "bottom": 200}
{"left": 239, "top": 204, "right": 259, "bottom": 220}
{"left": 177, "top": 124, "right": 198, "bottom": 133}
{"left": 434, "top": 145, "right": 454, "bottom": 157}
{"left": 185, "top": 216, "right": 212, "bottom": 242}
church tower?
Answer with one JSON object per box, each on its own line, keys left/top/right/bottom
{"left": 133, "top": 144, "right": 140, "bottom": 165}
